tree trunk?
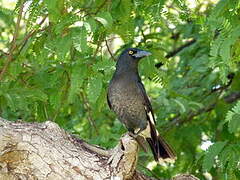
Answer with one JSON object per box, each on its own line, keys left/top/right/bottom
{"left": 0, "top": 118, "right": 198, "bottom": 180}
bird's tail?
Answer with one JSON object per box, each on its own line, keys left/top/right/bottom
{"left": 146, "top": 121, "right": 176, "bottom": 163}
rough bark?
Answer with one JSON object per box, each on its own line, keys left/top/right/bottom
{"left": 0, "top": 118, "right": 198, "bottom": 180}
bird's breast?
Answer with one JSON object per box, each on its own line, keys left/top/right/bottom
{"left": 108, "top": 77, "right": 144, "bottom": 117}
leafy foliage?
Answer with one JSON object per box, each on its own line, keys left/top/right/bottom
{"left": 225, "top": 100, "right": 240, "bottom": 133}
{"left": 203, "top": 141, "right": 227, "bottom": 171}
{"left": 0, "top": 0, "right": 240, "bottom": 179}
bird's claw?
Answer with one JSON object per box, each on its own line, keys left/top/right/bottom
{"left": 128, "top": 131, "right": 138, "bottom": 138}
{"left": 107, "top": 141, "right": 124, "bottom": 165}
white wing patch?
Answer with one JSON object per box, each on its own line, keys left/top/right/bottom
{"left": 139, "top": 122, "right": 151, "bottom": 138}
{"left": 137, "top": 106, "right": 159, "bottom": 138}
{"left": 144, "top": 106, "right": 159, "bottom": 136}
{"left": 147, "top": 110, "right": 155, "bottom": 125}
{"left": 134, "top": 128, "right": 141, "bottom": 134}
{"left": 158, "top": 157, "right": 176, "bottom": 164}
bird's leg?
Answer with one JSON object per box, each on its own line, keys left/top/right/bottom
{"left": 107, "top": 139, "right": 124, "bottom": 164}
{"left": 128, "top": 131, "right": 138, "bottom": 138}
{"left": 129, "top": 131, "right": 148, "bottom": 152}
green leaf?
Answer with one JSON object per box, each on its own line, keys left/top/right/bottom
{"left": 9, "top": 62, "right": 22, "bottom": 78}
{"left": 45, "top": 0, "right": 63, "bottom": 23}
{"left": 174, "top": 99, "right": 186, "bottom": 113}
{"left": 225, "top": 101, "right": 240, "bottom": 133}
{"left": 140, "top": 57, "right": 157, "bottom": 78}
{"left": 4, "top": 93, "right": 16, "bottom": 112}
{"left": 68, "top": 63, "right": 88, "bottom": 103}
{"left": 228, "top": 114, "right": 240, "bottom": 133}
{"left": 209, "top": 0, "right": 229, "bottom": 20}
{"left": 210, "top": 36, "right": 222, "bottom": 58}
{"left": 219, "top": 39, "right": 231, "bottom": 62}
{"left": 92, "top": 59, "right": 115, "bottom": 73}
{"left": 56, "top": 34, "right": 72, "bottom": 59}
{"left": 220, "top": 26, "right": 240, "bottom": 62}
{"left": 0, "top": 6, "right": 14, "bottom": 26}
{"left": 84, "top": 18, "right": 97, "bottom": 33}
{"left": 203, "top": 141, "right": 227, "bottom": 171}
{"left": 72, "top": 27, "right": 88, "bottom": 53}
{"left": 87, "top": 75, "right": 103, "bottom": 104}
{"left": 95, "top": 88, "right": 106, "bottom": 112}
{"left": 219, "top": 144, "right": 240, "bottom": 170}
{"left": 95, "top": 12, "right": 113, "bottom": 29}
{"left": 24, "top": 89, "right": 48, "bottom": 102}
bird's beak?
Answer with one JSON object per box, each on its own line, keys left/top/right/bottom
{"left": 133, "top": 50, "right": 152, "bottom": 58}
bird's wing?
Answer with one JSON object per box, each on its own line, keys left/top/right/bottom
{"left": 137, "top": 80, "right": 156, "bottom": 125}
{"left": 107, "top": 92, "right": 112, "bottom": 109}
{"left": 137, "top": 80, "right": 176, "bottom": 162}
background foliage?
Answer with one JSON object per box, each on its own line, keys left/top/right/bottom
{"left": 0, "top": 0, "right": 240, "bottom": 179}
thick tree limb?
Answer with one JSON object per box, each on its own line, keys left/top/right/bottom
{"left": 0, "top": 118, "right": 198, "bottom": 180}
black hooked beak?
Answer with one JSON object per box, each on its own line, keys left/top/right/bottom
{"left": 132, "top": 50, "right": 152, "bottom": 58}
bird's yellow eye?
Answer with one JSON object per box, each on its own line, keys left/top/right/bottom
{"left": 128, "top": 50, "right": 134, "bottom": 55}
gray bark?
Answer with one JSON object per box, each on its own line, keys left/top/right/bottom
{"left": 0, "top": 118, "right": 198, "bottom": 180}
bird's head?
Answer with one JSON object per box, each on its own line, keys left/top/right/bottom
{"left": 121, "top": 48, "right": 152, "bottom": 61}
{"left": 115, "top": 48, "right": 151, "bottom": 74}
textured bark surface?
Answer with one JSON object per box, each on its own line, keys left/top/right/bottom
{"left": 0, "top": 118, "right": 198, "bottom": 180}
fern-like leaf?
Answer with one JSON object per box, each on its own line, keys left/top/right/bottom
{"left": 203, "top": 141, "right": 227, "bottom": 171}
{"left": 225, "top": 100, "right": 240, "bottom": 133}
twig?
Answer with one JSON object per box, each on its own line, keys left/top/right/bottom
{"left": 0, "top": 10, "right": 48, "bottom": 81}
{"left": 83, "top": 0, "right": 109, "bottom": 17}
{"left": 166, "top": 39, "right": 196, "bottom": 58}
{"left": 10, "top": 5, "right": 24, "bottom": 52}
{"left": 0, "top": 50, "right": 9, "bottom": 58}
{"left": 211, "top": 73, "right": 235, "bottom": 93}
{"left": 93, "top": 36, "right": 103, "bottom": 58}
{"left": 79, "top": 91, "right": 99, "bottom": 136}
{"left": 140, "top": 30, "right": 147, "bottom": 44}
{"left": 0, "top": 2, "right": 24, "bottom": 81}
{"left": 95, "top": 0, "right": 109, "bottom": 14}
{"left": 17, "top": 15, "right": 48, "bottom": 55}
{"left": 163, "top": 103, "right": 216, "bottom": 132}
{"left": 105, "top": 39, "right": 116, "bottom": 61}
{"left": 17, "top": 26, "right": 48, "bottom": 56}
{"left": 224, "top": 92, "right": 240, "bottom": 103}
{"left": 162, "top": 74, "right": 235, "bottom": 132}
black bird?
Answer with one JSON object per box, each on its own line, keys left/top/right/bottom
{"left": 107, "top": 48, "right": 176, "bottom": 163}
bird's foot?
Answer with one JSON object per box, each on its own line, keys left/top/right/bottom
{"left": 107, "top": 140, "right": 124, "bottom": 165}
{"left": 128, "top": 131, "right": 148, "bottom": 152}
{"left": 128, "top": 131, "right": 138, "bottom": 138}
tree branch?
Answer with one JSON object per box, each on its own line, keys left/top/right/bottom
{"left": 155, "top": 39, "right": 196, "bottom": 68}
{"left": 0, "top": 2, "right": 24, "bottom": 81}
{"left": 17, "top": 15, "right": 48, "bottom": 56}
{"left": 162, "top": 72, "right": 237, "bottom": 131}
{"left": 105, "top": 39, "right": 116, "bottom": 61}
{"left": 83, "top": 0, "right": 109, "bottom": 17}
{"left": 163, "top": 103, "right": 216, "bottom": 132}
{"left": 0, "top": 117, "right": 198, "bottom": 180}
{"left": 211, "top": 73, "right": 235, "bottom": 93}
{"left": 0, "top": 12, "right": 48, "bottom": 81}
{"left": 0, "top": 50, "right": 9, "bottom": 59}
{"left": 224, "top": 91, "right": 240, "bottom": 104}
{"left": 79, "top": 91, "right": 99, "bottom": 136}
{"left": 164, "top": 90, "right": 240, "bottom": 132}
